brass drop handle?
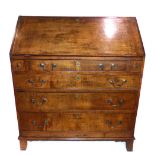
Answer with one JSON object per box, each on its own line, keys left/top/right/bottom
{"left": 106, "top": 99, "right": 113, "bottom": 104}
{"left": 105, "top": 120, "right": 114, "bottom": 128}
{"left": 98, "top": 64, "right": 104, "bottom": 70}
{"left": 122, "top": 79, "right": 127, "bottom": 82}
{"left": 106, "top": 98, "right": 125, "bottom": 107}
{"left": 28, "top": 79, "right": 34, "bottom": 85}
{"left": 41, "top": 97, "right": 48, "bottom": 104}
{"left": 118, "top": 98, "right": 125, "bottom": 106}
{"left": 31, "top": 98, "right": 36, "bottom": 104}
{"left": 32, "top": 120, "right": 48, "bottom": 127}
{"left": 111, "top": 63, "right": 117, "bottom": 70}
{"left": 51, "top": 64, "right": 57, "bottom": 70}
{"left": 28, "top": 79, "right": 46, "bottom": 86}
{"left": 112, "top": 98, "right": 125, "bottom": 107}
{"left": 39, "top": 63, "right": 45, "bottom": 70}
{"left": 108, "top": 78, "right": 127, "bottom": 88}
{"left": 31, "top": 97, "right": 48, "bottom": 105}
{"left": 105, "top": 120, "right": 123, "bottom": 128}
{"left": 40, "top": 79, "right": 46, "bottom": 86}
{"left": 107, "top": 99, "right": 121, "bottom": 107}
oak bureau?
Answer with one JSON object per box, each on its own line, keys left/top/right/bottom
{"left": 10, "top": 16, "right": 145, "bottom": 151}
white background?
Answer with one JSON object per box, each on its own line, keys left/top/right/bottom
{"left": 0, "top": 0, "right": 154, "bottom": 154}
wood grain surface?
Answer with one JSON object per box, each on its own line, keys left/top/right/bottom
{"left": 10, "top": 16, "right": 145, "bottom": 57}
{"left": 10, "top": 16, "right": 145, "bottom": 151}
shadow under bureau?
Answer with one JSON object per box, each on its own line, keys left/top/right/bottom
{"left": 10, "top": 16, "right": 145, "bottom": 151}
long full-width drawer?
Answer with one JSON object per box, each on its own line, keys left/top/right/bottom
{"left": 16, "top": 92, "right": 138, "bottom": 112}
{"left": 19, "top": 112, "right": 136, "bottom": 132}
{"left": 12, "top": 59, "right": 144, "bottom": 73}
{"left": 13, "top": 73, "right": 141, "bottom": 89}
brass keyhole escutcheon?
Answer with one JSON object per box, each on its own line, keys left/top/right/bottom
{"left": 76, "top": 75, "right": 80, "bottom": 80}
{"left": 76, "top": 61, "right": 80, "bottom": 71}
{"left": 39, "top": 63, "right": 45, "bottom": 70}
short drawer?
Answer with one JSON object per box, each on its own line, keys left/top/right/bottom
{"left": 129, "top": 60, "right": 144, "bottom": 72}
{"left": 12, "top": 60, "right": 28, "bottom": 72}
{"left": 16, "top": 92, "right": 138, "bottom": 112}
{"left": 19, "top": 112, "right": 135, "bottom": 132}
{"left": 13, "top": 73, "right": 141, "bottom": 89}
{"left": 12, "top": 59, "right": 143, "bottom": 72}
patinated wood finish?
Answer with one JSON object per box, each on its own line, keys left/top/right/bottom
{"left": 10, "top": 16, "right": 145, "bottom": 151}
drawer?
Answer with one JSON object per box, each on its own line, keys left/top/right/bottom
{"left": 13, "top": 73, "right": 141, "bottom": 89}
{"left": 14, "top": 75, "right": 50, "bottom": 89}
{"left": 11, "top": 60, "right": 28, "bottom": 72}
{"left": 129, "top": 61, "right": 144, "bottom": 72}
{"left": 19, "top": 112, "right": 135, "bottom": 132}
{"left": 16, "top": 92, "right": 138, "bottom": 112}
{"left": 12, "top": 60, "right": 143, "bottom": 72}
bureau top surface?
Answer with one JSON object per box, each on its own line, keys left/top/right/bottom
{"left": 11, "top": 16, "right": 145, "bottom": 57}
